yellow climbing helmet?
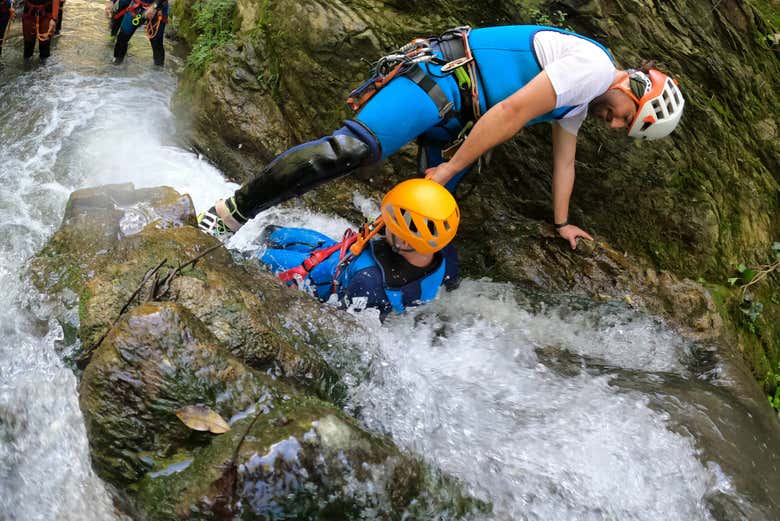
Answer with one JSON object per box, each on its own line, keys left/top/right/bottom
{"left": 381, "top": 178, "right": 460, "bottom": 255}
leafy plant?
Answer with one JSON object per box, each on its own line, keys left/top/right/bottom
{"left": 768, "top": 366, "right": 780, "bottom": 413}
{"left": 186, "top": 0, "right": 238, "bottom": 71}
{"left": 528, "top": 8, "right": 572, "bottom": 31}
{"left": 727, "top": 242, "right": 780, "bottom": 327}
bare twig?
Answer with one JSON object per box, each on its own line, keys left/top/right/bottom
{"left": 153, "top": 244, "right": 222, "bottom": 299}
{"left": 740, "top": 259, "right": 780, "bottom": 296}
{"left": 76, "top": 243, "right": 224, "bottom": 369}
{"left": 118, "top": 259, "right": 168, "bottom": 314}
{"left": 76, "top": 258, "right": 167, "bottom": 369}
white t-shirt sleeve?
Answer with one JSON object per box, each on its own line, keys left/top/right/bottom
{"left": 544, "top": 52, "right": 615, "bottom": 109}
{"left": 533, "top": 31, "right": 616, "bottom": 135}
{"left": 556, "top": 109, "right": 587, "bottom": 135}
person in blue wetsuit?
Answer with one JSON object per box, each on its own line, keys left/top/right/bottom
{"left": 198, "top": 25, "right": 684, "bottom": 250}
{"left": 0, "top": 0, "right": 13, "bottom": 58}
{"left": 258, "top": 179, "right": 460, "bottom": 318}
{"left": 112, "top": 0, "right": 167, "bottom": 66}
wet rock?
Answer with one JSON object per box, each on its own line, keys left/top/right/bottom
{"left": 33, "top": 185, "right": 357, "bottom": 398}
{"left": 80, "top": 301, "right": 481, "bottom": 519}
{"left": 33, "top": 184, "right": 483, "bottom": 519}
{"left": 656, "top": 271, "right": 723, "bottom": 338}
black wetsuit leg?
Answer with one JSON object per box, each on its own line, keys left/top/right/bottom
{"left": 232, "top": 133, "right": 372, "bottom": 221}
{"left": 149, "top": 21, "right": 164, "bottom": 66}
{"left": 113, "top": 20, "right": 137, "bottom": 63}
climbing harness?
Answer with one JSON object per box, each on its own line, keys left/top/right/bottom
{"left": 346, "top": 38, "right": 436, "bottom": 112}
{"left": 438, "top": 26, "right": 481, "bottom": 122}
{"left": 346, "top": 26, "right": 481, "bottom": 124}
{"left": 113, "top": 0, "right": 166, "bottom": 38}
{"left": 276, "top": 216, "right": 385, "bottom": 294}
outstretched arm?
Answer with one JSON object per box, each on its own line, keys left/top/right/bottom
{"left": 426, "top": 71, "right": 557, "bottom": 185}
{"left": 551, "top": 122, "right": 593, "bottom": 249}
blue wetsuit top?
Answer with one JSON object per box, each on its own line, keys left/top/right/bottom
{"left": 468, "top": 25, "right": 614, "bottom": 124}
{"left": 258, "top": 227, "right": 459, "bottom": 318}
{"left": 343, "top": 239, "right": 459, "bottom": 316}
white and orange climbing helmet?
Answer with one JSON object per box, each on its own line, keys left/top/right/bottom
{"left": 610, "top": 68, "right": 685, "bottom": 140}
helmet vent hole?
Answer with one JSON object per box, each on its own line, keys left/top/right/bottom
{"left": 652, "top": 99, "right": 664, "bottom": 119}
{"left": 387, "top": 205, "right": 401, "bottom": 227}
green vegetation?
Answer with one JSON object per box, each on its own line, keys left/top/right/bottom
{"left": 185, "top": 0, "right": 238, "bottom": 71}
{"left": 768, "top": 366, "right": 780, "bottom": 411}
{"left": 728, "top": 242, "right": 780, "bottom": 326}
{"left": 526, "top": 7, "right": 572, "bottom": 30}
{"left": 727, "top": 242, "right": 780, "bottom": 410}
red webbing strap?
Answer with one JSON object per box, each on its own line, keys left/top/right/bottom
{"left": 113, "top": 0, "right": 142, "bottom": 20}
{"left": 346, "top": 63, "right": 404, "bottom": 112}
{"left": 276, "top": 234, "right": 357, "bottom": 284}
{"left": 276, "top": 217, "right": 384, "bottom": 287}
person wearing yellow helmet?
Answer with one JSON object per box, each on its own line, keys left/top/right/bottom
{"left": 258, "top": 179, "right": 460, "bottom": 317}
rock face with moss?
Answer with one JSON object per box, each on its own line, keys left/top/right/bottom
{"left": 170, "top": 0, "right": 780, "bottom": 404}
{"left": 30, "top": 184, "right": 482, "bottom": 520}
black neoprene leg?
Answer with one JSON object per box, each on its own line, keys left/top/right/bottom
{"left": 23, "top": 39, "right": 35, "bottom": 59}
{"left": 150, "top": 33, "right": 164, "bottom": 66}
{"left": 232, "top": 134, "right": 371, "bottom": 220}
{"left": 110, "top": 16, "right": 121, "bottom": 36}
{"left": 113, "top": 24, "right": 137, "bottom": 63}
{"left": 56, "top": 4, "right": 63, "bottom": 34}
{"left": 39, "top": 39, "right": 51, "bottom": 59}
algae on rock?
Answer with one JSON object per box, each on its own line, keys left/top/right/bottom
{"left": 31, "top": 183, "right": 484, "bottom": 519}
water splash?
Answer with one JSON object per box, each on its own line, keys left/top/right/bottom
{"left": 348, "top": 281, "right": 729, "bottom": 521}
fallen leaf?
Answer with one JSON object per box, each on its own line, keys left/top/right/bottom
{"left": 175, "top": 405, "right": 231, "bottom": 434}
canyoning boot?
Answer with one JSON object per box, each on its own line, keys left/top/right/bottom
{"left": 196, "top": 197, "right": 245, "bottom": 241}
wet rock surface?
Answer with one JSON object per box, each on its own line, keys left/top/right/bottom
{"left": 31, "top": 184, "right": 482, "bottom": 520}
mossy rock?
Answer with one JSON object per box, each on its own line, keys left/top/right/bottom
{"left": 80, "top": 301, "right": 483, "bottom": 520}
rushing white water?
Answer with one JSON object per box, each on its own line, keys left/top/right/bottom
{"left": 0, "top": 2, "right": 232, "bottom": 519}
{"left": 346, "top": 284, "right": 730, "bottom": 520}
{"left": 0, "top": 2, "right": 774, "bottom": 520}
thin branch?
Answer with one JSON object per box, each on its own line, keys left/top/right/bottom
{"left": 76, "top": 243, "right": 224, "bottom": 370}
{"left": 740, "top": 259, "right": 780, "bottom": 296}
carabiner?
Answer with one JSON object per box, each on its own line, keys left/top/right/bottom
{"left": 132, "top": 13, "right": 142, "bottom": 26}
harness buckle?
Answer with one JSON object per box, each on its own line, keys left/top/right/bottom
{"left": 440, "top": 56, "right": 473, "bottom": 73}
